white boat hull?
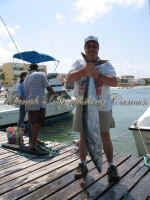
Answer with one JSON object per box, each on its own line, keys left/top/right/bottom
{"left": 129, "top": 106, "right": 150, "bottom": 156}
{"left": 130, "top": 127, "right": 150, "bottom": 156}
{"left": 0, "top": 102, "right": 73, "bottom": 127}
{"left": 0, "top": 73, "right": 74, "bottom": 128}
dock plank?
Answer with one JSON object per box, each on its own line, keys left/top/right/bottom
{"left": 0, "top": 148, "right": 79, "bottom": 193}
{"left": 2, "top": 156, "right": 89, "bottom": 200}
{"left": 120, "top": 164, "right": 150, "bottom": 200}
{"left": 71, "top": 155, "right": 141, "bottom": 200}
{"left": 0, "top": 145, "right": 74, "bottom": 185}
{"left": 45, "top": 153, "right": 130, "bottom": 200}
{"left": 18, "top": 154, "right": 107, "bottom": 200}
{"left": 0, "top": 143, "right": 69, "bottom": 178}
{"left": 0, "top": 153, "right": 79, "bottom": 200}
{"left": 70, "top": 154, "right": 133, "bottom": 200}
{"left": 0, "top": 142, "right": 65, "bottom": 164}
{"left": 0, "top": 131, "right": 148, "bottom": 200}
{"left": 96, "top": 156, "right": 144, "bottom": 200}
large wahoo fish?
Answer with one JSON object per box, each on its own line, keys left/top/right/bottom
{"left": 82, "top": 53, "right": 106, "bottom": 173}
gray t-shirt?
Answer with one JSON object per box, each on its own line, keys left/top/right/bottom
{"left": 24, "top": 71, "right": 49, "bottom": 111}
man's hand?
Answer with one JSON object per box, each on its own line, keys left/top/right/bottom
{"left": 18, "top": 96, "right": 24, "bottom": 101}
{"left": 53, "top": 93, "right": 59, "bottom": 98}
{"left": 91, "top": 69, "right": 100, "bottom": 80}
{"left": 84, "top": 63, "right": 96, "bottom": 77}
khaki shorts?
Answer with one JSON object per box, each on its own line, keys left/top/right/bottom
{"left": 73, "top": 105, "right": 115, "bottom": 133}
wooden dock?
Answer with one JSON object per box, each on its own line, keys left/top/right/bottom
{"left": 0, "top": 131, "right": 150, "bottom": 200}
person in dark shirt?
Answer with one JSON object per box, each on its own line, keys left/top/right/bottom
{"left": 17, "top": 72, "right": 27, "bottom": 127}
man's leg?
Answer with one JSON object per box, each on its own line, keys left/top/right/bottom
{"left": 75, "top": 132, "right": 88, "bottom": 179}
{"left": 101, "top": 131, "right": 120, "bottom": 184}
{"left": 30, "top": 122, "right": 49, "bottom": 154}
{"left": 101, "top": 131, "right": 119, "bottom": 184}
{"left": 35, "top": 108, "right": 46, "bottom": 146}
{"left": 31, "top": 123, "right": 41, "bottom": 149}
{"left": 73, "top": 105, "right": 88, "bottom": 179}
{"left": 79, "top": 132, "right": 87, "bottom": 162}
{"left": 100, "top": 111, "right": 119, "bottom": 184}
{"left": 101, "top": 131, "right": 113, "bottom": 164}
{"left": 28, "top": 110, "right": 42, "bottom": 149}
{"left": 18, "top": 105, "right": 26, "bottom": 127}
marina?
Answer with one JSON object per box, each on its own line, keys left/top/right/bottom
{"left": 1, "top": 86, "right": 150, "bottom": 155}
{"left": 0, "top": 1, "right": 150, "bottom": 199}
{"left": 24, "top": 86, "right": 150, "bottom": 155}
{"left": 0, "top": 72, "right": 74, "bottom": 128}
{"left": 0, "top": 132, "right": 150, "bottom": 200}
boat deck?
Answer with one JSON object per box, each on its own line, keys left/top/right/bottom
{"left": 0, "top": 131, "right": 150, "bottom": 200}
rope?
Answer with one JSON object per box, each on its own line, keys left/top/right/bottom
{"left": 133, "top": 120, "right": 149, "bottom": 155}
{"left": 137, "top": 127, "right": 149, "bottom": 155}
{"left": 134, "top": 121, "right": 150, "bottom": 167}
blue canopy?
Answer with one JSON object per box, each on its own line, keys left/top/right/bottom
{"left": 13, "top": 51, "right": 57, "bottom": 63}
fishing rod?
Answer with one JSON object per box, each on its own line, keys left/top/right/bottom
{"left": 0, "top": 16, "right": 31, "bottom": 69}
{"left": 0, "top": 15, "right": 20, "bottom": 53}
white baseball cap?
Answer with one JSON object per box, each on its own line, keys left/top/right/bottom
{"left": 84, "top": 35, "right": 99, "bottom": 45}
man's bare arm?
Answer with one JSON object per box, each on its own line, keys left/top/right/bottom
{"left": 66, "top": 63, "right": 96, "bottom": 83}
{"left": 99, "top": 75, "right": 117, "bottom": 87}
{"left": 66, "top": 68, "right": 86, "bottom": 83}
{"left": 47, "top": 86, "right": 57, "bottom": 95}
{"left": 92, "top": 69, "right": 117, "bottom": 87}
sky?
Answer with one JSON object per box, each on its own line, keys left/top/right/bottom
{"left": 0, "top": 0, "right": 150, "bottom": 78}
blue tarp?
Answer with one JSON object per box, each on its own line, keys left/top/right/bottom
{"left": 13, "top": 51, "right": 57, "bottom": 63}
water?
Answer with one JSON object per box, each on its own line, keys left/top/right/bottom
{"left": 38, "top": 86, "right": 150, "bottom": 155}
{"left": 110, "top": 86, "right": 150, "bottom": 155}
{"left": 1, "top": 86, "right": 149, "bottom": 155}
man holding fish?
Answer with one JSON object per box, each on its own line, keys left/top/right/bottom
{"left": 67, "top": 36, "right": 120, "bottom": 184}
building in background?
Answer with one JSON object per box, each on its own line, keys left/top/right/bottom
{"left": 121, "top": 75, "right": 135, "bottom": 83}
{"left": 136, "top": 78, "right": 145, "bottom": 85}
{"left": 119, "top": 75, "right": 146, "bottom": 86}
{"left": 143, "top": 78, "right": 150, "bottom": 85}
{"left": 1, "top": 62, "right": 47, "bottom": 86}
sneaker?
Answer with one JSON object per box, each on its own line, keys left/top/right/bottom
{"left": 32, "top": 144, "right": 49, "bottom": 155}
{"left": 74, "top": 163, "right": 88, "bottom": 180}
{"left": 107, "top": 165, "right": 120, "bottom": 184}
{"left": 36, "top": 139, "right": 46, "bottom": 146}
{"left": 38, "top": 143, "right": 50, "bottom": 152}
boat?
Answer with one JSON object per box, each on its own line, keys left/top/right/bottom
{"left": 129, "top": 106, "right": 150, "bottom": 156}
{"left": 0, "top": 87, "right": 7, "bottom": 103}
{"left": 0, "top": 72, "right": 74, "bottom": 128}
{"left": 0, "top": 51, "right": 74, "bottom": 128}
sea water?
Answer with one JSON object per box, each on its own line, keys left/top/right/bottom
{"left": 39, "top": 86, "right": 150, "bottom": 155}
